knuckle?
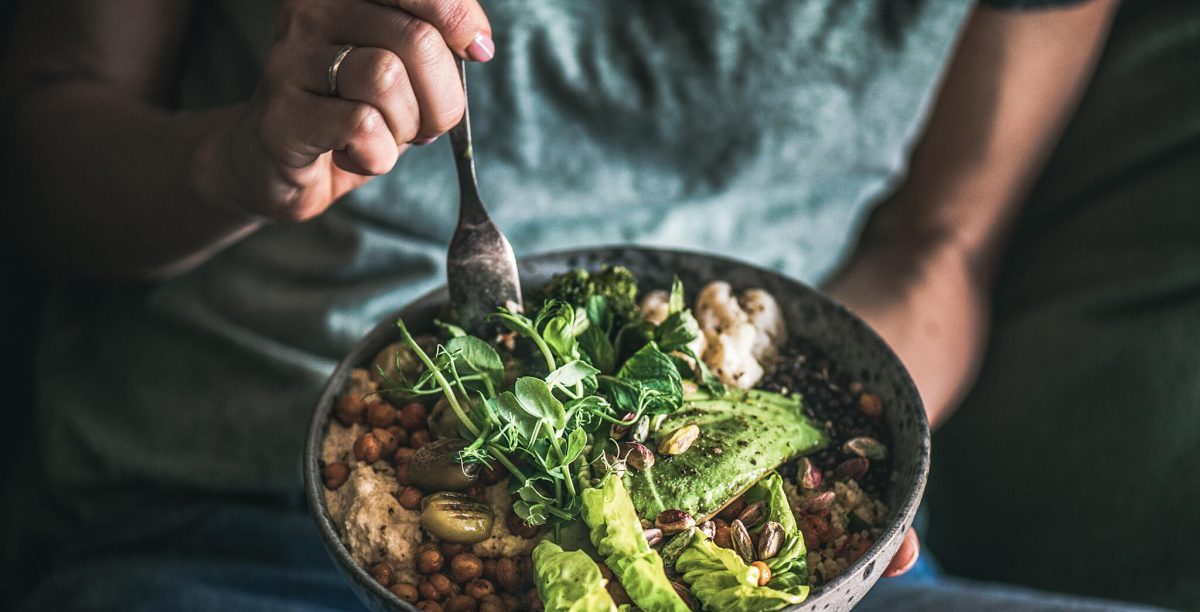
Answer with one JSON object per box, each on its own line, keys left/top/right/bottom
{"left": 404, "top": 20, "right": 446, "bottom": 64}
{"left": 364, "top": 51, "right": 404, "bottom": 98}
{"left": 347, "top": 103, "right": 382, "bottom": 139}
{"left": 287, "top": 0, "right": 329, "bottom": 39}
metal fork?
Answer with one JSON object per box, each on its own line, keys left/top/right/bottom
{"left": 445, "top": 58, "right": 523, "bottom": 333}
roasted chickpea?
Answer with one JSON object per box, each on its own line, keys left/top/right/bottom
{"left": 368, "top": 561, "right": 394, "bottom": 586}
{"left": 353, "top": 431, "right": 382, "bottom": 463}
{"left": 494, "top": 558, "right": 520, "bottom": 591}
{"left": 335, "top": 394, "right": 367, "bottom": 425}
{"left": 395, "top": 462, "right": 414, "bottom": 487}
{"left": 441, "top": 542, "right": 468, "bottom": 557}
{"left": 482, "top": 559, "right": 498, "bottom": 583}
{"left": 444, "top": 594, "right": 478, "bottom": 612}
{"left": 465, "top": 578, "right": 495, "bottom": 600}
{"left": 518, "top": 556, "right": 534, "bottom": 588}
{"left": 418, "top": 541, "right": 440, "bottom": 554}
{"left": 450, "top": 553, "right": 484, "bottom": 583}
{"left": 477, "top": 594, "right": 505, "bottom": 612}
{"left": 505, "top": 513, "right": 539, "bottom": 539}
{"left": 526, "top": 587, "right": 545, "bottom": 612}
{"left": 498, "top": 593, "right": 521, "bottom": 610}
{"left": 416, "top": 601, "right": 444, "bottom": 612}
{"left": 390, "top": 582, "right": 420, "bottom": 603}
{"left": 397, "top": 486, "right": 424, "bottom": 511}
{"left": 419, "top": 573, "right": 453, "bottom": 601}
{"left": 387, "top": 425, "right": 409, "bottom": 448}
{"left": 321, "top": 461, "right": 350, "bottom": 490}
{"left": 409, "top": 429, "right": 431, "bottom": 449}
{"left": 372, "top": 427, "right": 399, "bottom": 458}
{"left": 394, "top": 447, "right": 418, "bottom": 465}
{"left": 367, "top": 401, "right": 398, "bottom": 427}
{"left": 400, "top": 402, "right": 430, "bottom": 430}
{"left": 417, "top": 547, "right": 445, "bottom": 574}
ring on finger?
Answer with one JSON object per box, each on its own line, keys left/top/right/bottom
{"left": 326, "top": 44, "right": 356, "bottom": 96}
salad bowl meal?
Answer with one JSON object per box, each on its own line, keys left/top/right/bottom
{"left": 304, "top": 247, "right": 929, "bottom": 612}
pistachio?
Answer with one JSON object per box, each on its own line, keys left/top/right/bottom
{"left": 410, "top": 439, "right": 480, "bottom": 492}
{"left": 698, "top": 520, "right": 717, "bottom": 540}
{"left": 610, "top": 412, "right": 636, "bottom": 440}
{"left": 621, "top": 442, "right": 655, "bottom": 471}
{"left": 660, "top": 530, "right": 695, "bottom": 568}
{"left": 797, "top": 457, "right": 822, "bottom": 490}
{"left": 803, "top": 490, "right": 837, "bottom": 514}
{"left": 843, "top": 436, "right": 888, "bottom": 460}
{"left": 736, "top": 500, "right": 766, "bottom": 529}
{"left": 642, "top": 527, "right": 664, "bottom": 547}
{"left": 834, "top": 457, "right": 870, "bottom": 481}
{"left": 420, "top": 492, "right": 495, "bottom": 544}
{"left": 858, "top": 392, "right": 884, "bottom": 420}
{"left": 671, "top": 581, "right": 699, "bottom": 610}
{"left": 655, "top": 509, "right": 696, "bottom": 534}
{"left": 730, "top": 519, "right": 755, "bottom": 563}
{"left": 657, "top": 423, "right": 700, "bottom": 456}
{"left": 630, "top": 416, "right": 651, "bottom": 443}
{"left": 757, "top": 521, "right": 784, "bottom": 560}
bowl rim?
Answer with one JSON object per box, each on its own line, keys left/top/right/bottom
{"left": 303, "top": 245, "right": 930, "bottom": 611}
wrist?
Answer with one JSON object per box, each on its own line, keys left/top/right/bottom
{"left": 189, "top": 106, "right": 267, "bottom": 227}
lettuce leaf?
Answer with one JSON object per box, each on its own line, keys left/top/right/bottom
{"left": 676, "top": 530, "right": 809, "bottom": 611}
{"left": 742, "top": 472, "right": 808, "bottom": 589}
{"left": 580, "top": 474, "right": 690, "bottom": 612}
{"left": 532, "top": 540, "right": 618, "bottom": 612}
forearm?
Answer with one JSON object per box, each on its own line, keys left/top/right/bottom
{"left": 827, "top": 1, "right": 1117, "bottom": 426}
{"left": 2, "top": 82, "right": 260, "bottom": 280}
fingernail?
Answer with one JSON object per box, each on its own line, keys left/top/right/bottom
{"left": 466, "top": 32, "right": 495, "bottom": 62}
{"left": 412, "top": 136, "right": 438, "bottom": 146}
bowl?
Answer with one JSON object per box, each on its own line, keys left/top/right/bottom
{"left": 304, "top": 246, "right": 929, "bottom": 612}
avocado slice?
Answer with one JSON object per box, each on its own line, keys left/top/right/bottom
{"left": 624, "top": 390, "right": 827, "bottom": 521}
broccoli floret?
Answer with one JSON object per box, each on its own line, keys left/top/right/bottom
{"left": 538, "top": 266, "right": 641, "bottom": 323}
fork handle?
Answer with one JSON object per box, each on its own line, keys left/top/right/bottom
{"left": 448, "top": 58, "right": 488, "bottom": 226}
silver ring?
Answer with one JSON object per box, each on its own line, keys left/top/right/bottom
{"left": 327, "top": 44, "right": 356, "bottom": 96}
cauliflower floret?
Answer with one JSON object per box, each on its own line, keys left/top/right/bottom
{"left": 739, "top": 288, "right": 787, "bottom": 363}
{"left": 693, "top": 282, "right": 788, "bottom": 388}
{"left": 639, "top": 290, "right": 671, "bottom": 325}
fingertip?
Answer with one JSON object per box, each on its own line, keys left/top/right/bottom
{"left": 882, "top": 529, "right": 920, "bottom": 578}
{"left": 465, "top": 32, "right": 495, "bottom": 62}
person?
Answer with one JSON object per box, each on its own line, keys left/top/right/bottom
{"left": 0, "top": 0, "right": 1173, "bottom": 609}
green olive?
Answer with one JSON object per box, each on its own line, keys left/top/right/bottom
{"left": 420, "top": 492, "right": 494, "bottom": 544}
{"left": 410, "top": 439, "right": 480, "bottom": 491}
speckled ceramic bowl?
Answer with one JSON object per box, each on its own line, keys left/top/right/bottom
{"left": 304, "top": 246, "right": 929, "bottom": 612}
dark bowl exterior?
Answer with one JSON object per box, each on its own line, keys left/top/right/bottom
{"left": 304, "top": 246, "right": 929, "bottom": 612}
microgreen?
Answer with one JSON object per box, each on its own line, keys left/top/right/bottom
{"left": 381, "top": 270, "right": 725, "bottom": 530}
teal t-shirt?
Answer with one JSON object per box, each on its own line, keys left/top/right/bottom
{"left": 33, "top": 1, "right": 969, "bottom": 500}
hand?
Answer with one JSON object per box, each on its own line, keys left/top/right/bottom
{"left": 207, "top": 0, "right": 494, "bottom": 221}
{"left": 883, "top": 529, "right": 920, "bottom": 578}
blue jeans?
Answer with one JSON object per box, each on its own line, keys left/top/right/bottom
{"left": 16, "top": 501, "right": 1162, "bottom": 612}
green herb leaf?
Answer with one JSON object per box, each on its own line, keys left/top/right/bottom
{"left": 616, "top": 342, "right": 684, "bottom": 415}
{"left": 656, "top": 310, "right": 701, "bottom": 353}
{"left": 563, "top": 427, "right": 588, "bottom": 465}
{"left": 434, "top": 319, "right": 468, "bottom": 338}
{"left": 446, "top": 335, "right": 505, "bottom": 391}
{"left": 668, "top": 276, "right": 685, "bottom": 315}
{"left": 546, "top": 360, "right": 600, "bottom": 391}
{"left": 515, "top": 377, "right": 567, "bottom": 431}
